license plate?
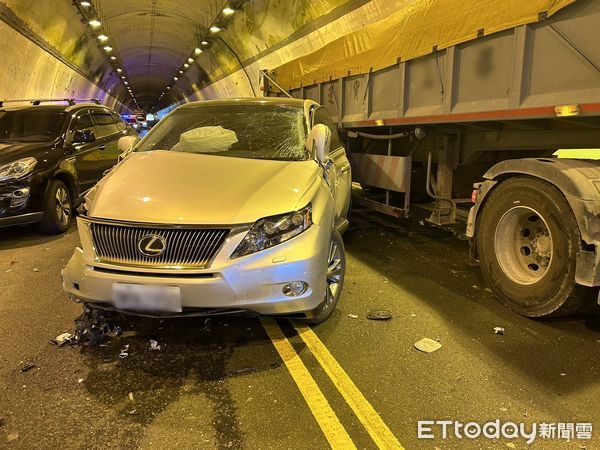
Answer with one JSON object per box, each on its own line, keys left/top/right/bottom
{"left": 112, "top": 283, "right": 182, "bottom": 313}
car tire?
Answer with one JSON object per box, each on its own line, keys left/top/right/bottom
{"left": 477, "top": 176, "right": 587, "bottom": 317}
{"left": 39, "top": 179, "right": 73, "bottom": 234}
{"left": 308, "top": 229, "right": 346, "bottom": 325}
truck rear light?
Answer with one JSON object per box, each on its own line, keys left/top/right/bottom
{"left": 471, "top": 188, "right": 479, "bottom": 203}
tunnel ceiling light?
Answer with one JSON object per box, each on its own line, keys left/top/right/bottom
{"left": 201, "top": 40, "right": 209, "bottom": 46}
{"left": 116, "top": 68, "right": 122, "bottom": 73}
{"left": 166, "top": 86, "right": 170, "bottom": 89}
{"left": 103, "top": 46, "right": 113, "bottom": 52}
{"left": 110, "top": 56, "right": 116, "bottom": 60}
{"left": 179, "top": 70, "right": 183, "bottom": 74}
{"left": 210, "top": 26, "right": 221, "bottom": 33}
{"left": 97, "top": 34, "right": 109, "bottom": 42}
{"left": 194, "top": 48, "right": 202, "bottom": 55}
{"left": 80, "top": 1, "right": 91, "bottom": 6}
{"left": 222, "top": 6, "right": 235, "bottom": 15}
{"left": 173, "top": 77, "right": 178, "bottom": 81}
{"left": 187, "top": 57, "right": 194, "bottom": 63}
{"left": 124, "top": 81, "right": 128, "bottom": 85}
{"left": 89, "top": 19, "right": 101, "bottom": 28}
{"left": 184, "top": 63, "right": 189, "bottom": 68}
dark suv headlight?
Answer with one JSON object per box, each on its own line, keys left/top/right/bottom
{"left": 231, "top": 204, "right": 313, "bottom": 258}
{"left": 0, "top": 157, "right": 37, "bottom": 182}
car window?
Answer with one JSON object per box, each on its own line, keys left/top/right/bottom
{"left": 312, "top": 107, "right": 342, "bottom": 151}
{"left": 72, "top": 111, "right": 95, "bottom": 133}
{"left": 0, "top": 110, "right": 67, "bottom": 142}
{"left": 136, "top": 104, "right": 308, "bottom": 161}
{"left": 110, "top": 112, "right": 126, "bottom": 131}
{"left": 92, "top": 111, "right": 120, "bottom": 137}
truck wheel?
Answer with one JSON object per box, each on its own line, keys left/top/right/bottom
{"left": 309, "top": 229, "right": 346, "bottom": 325}
{"left": 477, "top": 176, "right": 585, "bottom": 317}
{"left": 39, "top": 180, "right": 72, "bottom": 234}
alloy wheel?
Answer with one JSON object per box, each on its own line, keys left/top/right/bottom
{"left": 55, "top": 186, "right": 71, "bottom": 227}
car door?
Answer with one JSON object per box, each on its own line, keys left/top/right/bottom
{"left": 90, "top": 109, "right": 122, "bottom": 176}
{"left": 312, "top": 106, "right": 352, "bottom": 221}
{"left": 68, "top": 109, "right": 103, "bottom": 191}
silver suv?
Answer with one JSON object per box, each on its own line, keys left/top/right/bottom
{"left": 62, "top": 98, "right": 351, "bottom": 324}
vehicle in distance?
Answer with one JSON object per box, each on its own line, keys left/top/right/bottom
{"left": 0, "top": 99, "right": 138, "bottom": 233}
{"left": 62, "top": 98, "right": 352, "bottom": 324}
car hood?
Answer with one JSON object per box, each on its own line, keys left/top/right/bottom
{"left": 88, "top": 150, "right": 320, "bottom": 225}
{"left": 0, "top": 141, "right": 54, "bottom": 165}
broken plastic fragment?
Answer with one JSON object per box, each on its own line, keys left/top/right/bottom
{"left": 347, "top": 314, "right": 359, "bottom": 319}
{"left": 118, "top": 344, "right": 130, "bottom": 359}
{"left": 51, "top": 332, "right": 73, "bottom": 347}
{"left": 149, "top": 340, "right": 161, "bottom": 351}
{"left": 19, "top": 360, "right": 37, "bottom": 372}
{"left": 414, "top": 338, "right": 442, "bottom": 353}
{"left": 494, "top": 327, "right": 505, "bottom": 335}
{"left": 128, "top": 392, "right": 134, "bottom": 401}
{"left": 367, "top": 310, "right": 392, "bottom": 320}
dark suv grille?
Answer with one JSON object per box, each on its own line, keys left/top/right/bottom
{"left": 90, "top": 222, "right": 230, "bottom": 269}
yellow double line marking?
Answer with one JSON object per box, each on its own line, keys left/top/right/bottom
{"left": 261, "top": 318, "right": 403, "bottom": 449}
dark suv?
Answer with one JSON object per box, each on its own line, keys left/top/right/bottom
{"left": 0, "top": 99, "right": 138, "bottom": 233}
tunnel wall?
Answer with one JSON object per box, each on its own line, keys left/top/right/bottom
{"left": 0, "top": 1, "right": 128, "bottom": 111}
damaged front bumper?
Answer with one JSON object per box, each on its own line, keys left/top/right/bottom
{"left": 61, "top": 217, "right": 330, "bottom": 318}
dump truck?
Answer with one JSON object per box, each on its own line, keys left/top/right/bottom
{"left": 262, "top": 0, "right": 600, "bottom": 318}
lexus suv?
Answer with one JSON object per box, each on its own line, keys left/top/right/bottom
{"left": 62, "top": 98, "right": 352, "bottom": 324}
{"left": 0, "top": 99, "right": 138, "bottom": 233}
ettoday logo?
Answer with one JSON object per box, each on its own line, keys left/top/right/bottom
{"left": 417, "top": 420, "right": 592, "bottom": 444}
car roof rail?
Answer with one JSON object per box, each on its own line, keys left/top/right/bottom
{"left": 0, "top": 98, "right": 103, "bottom": 107}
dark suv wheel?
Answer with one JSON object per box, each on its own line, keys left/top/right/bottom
{"left": 39, "top": 179, "right": 72, "bottom": 234}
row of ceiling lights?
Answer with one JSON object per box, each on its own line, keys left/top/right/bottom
{"left": 76, "top": 1, "right": 139, "bottom": 110}
{"left": 157, "top": 5, "right": 238, "bottom": 103}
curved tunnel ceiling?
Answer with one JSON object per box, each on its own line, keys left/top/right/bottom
{"left": 95, "top": 0, "right": 225, "bottom": 106}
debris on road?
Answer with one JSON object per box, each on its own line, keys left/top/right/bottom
{"left": 494, "top": 327, "right": 505, "bottom": 335}
{"left": 78, "top": 378, "right": 84, "bottom": 383}
{"left": 19, "top": 360, "right": 37, "bottom": 373}
{"left": 149, "top": 340, "right": 161, "bottom": 351}
{"left": 52, "top": 307, "right": 124, "bottom": 348}
{"left": 233, "top": 367, "right": 257, "bottom": 375}
{"left": 410, "top": 313, "right": 417, "bottom": 318}
{"left": 367, "top": 309, "right": 392, "bottom": 320}
{"left": 414, "top": 338, "right": 442, "bottom": 353}
{"left": 129, "top": 409, "right": 137, "bottom": 415}
{"left": 7, "top": 432, "right": 19, "bottom": 442}
{"left": 347, "top": 313, "right": 359, "bottom": 319}
{"left": 128, "top": 392, "right": 134, "bottom": 401}
{"left": 32, "top": 268, "right": 39, "bottom": 272}
{"left": 118, "top": 344, "right": 130, "bottom": 359}
{"left": 202, "top": 318, "right": 212, "bottom": 332}
{"left": 51, "top": 332, "right": 74, "bottom": 347}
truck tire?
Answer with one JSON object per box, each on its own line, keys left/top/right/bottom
{"left": 477, "top": 176, "right": 586, "bottom": 317}
{"left": 39, "top": 179, "right": 73, "bottom": 234}
{"left": 309, "top": 229, "right": 346, "bottom": 325}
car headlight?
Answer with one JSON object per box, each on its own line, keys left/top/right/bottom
{"left": 231, "top": 204, "right": 313, "bottom": 258}
{"left": 0, "top": 157, "right": 37, "bottom": 182}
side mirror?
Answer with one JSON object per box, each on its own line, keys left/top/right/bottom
{"left": 118, "top": 135, "right": 137, "bottom": 153}
{"left": 306, "top": 124, "right": 331, "bottom": 164}
{"left": 72, "top": 129, "right": 95, "bottom": 143}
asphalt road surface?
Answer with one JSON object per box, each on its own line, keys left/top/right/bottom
{"left": 1, "top": 209, "right": 600, "bottom": 449}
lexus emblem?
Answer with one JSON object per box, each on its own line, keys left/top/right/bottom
{"left": 138, "top": 234, "right": 167, "bottom": 257}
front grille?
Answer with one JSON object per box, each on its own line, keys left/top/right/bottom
{"left": 90, "top": 222, "right": 230, "bottom": 269}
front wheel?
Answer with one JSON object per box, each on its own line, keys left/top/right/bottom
{"left": 39, "top": 180, "right": 73, "bottom": 234}
{"left": 308, "top": 229, "right": 346, "bottom": 325}
{"left": 477, "top": 176, "right": 586, "bottom": 317}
